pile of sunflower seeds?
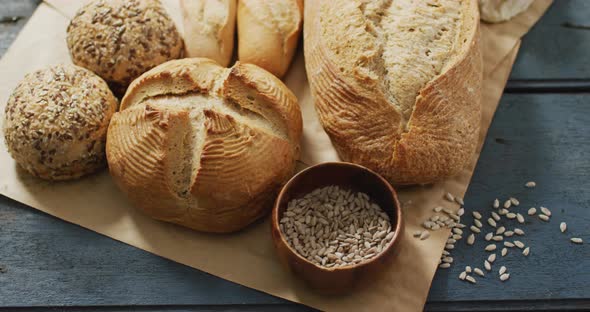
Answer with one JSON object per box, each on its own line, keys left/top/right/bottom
{"left": 435, "top": 181, "right": 585, "bottom": 284}
{"left": 279, "top": 185, "right": 395, "bottom": 268}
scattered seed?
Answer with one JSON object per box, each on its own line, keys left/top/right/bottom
{"left": 414, "top": 230, "right": 423, "bottom": 237}
{"left": 431, "top": 224, "right": 441, "bottom": 230}
{"left": 499, "top": 266, "right": 507, "bottom": 275}
{"left": 420, "top": 231, "right": 430, "bottom": 240}
{"left": 514, "top": 228, "right": 525, "bottom": 236}
{"left": 442, "top": 257, "right": 454, "bottom": 263}
{"left": 506, "top": 213, "right": 517, "bottom": 219}
{"left": 484, "top": 260, "right": 492, "bottom": 271}
{"left": 434, "top": 206, "right": 443, "bottom": 213}
{"left": 560, "top": 222, "right": 567, "bottom": 233}
{"left": 453, "top": 234, "right": 462, "bottom": 240}
{"left": 522, "top": 247, "right": 530, "bottom": 256}
{"left": 455, "top": 223, "right": 466, "bottom": 229}
{"left": 465, "top": 275, "right": 477, "bottom": 284}
{"left": 488, "top": 253, "right": 496, "bottom": 263}
{"left": 474, "top": 268, "right": 485, "bottom": 277}
{"left": 539, "top": 214, "right": 550, "bottom": 222}
{"left": 540, "top": 207, "right": 552, "bottom": 216}
{"left": 517, "top": 213, "right": 525, "bottom": 224}
{"left": 485, "top": 232, "right": 493, "bottom": 241}
{"left": 431, "top": 215, "right": 440, "bottom": 222}
{"left": 492, "top": 235, "right": 504, "bottom": 242}
{"left": 496, "top": 226, "right": 506, "bottom": 235}
{"left": 445, "top": 192, "right": 455, "bottom": 202}
{"left": 467, "top": 234, "right": 475, "bottom": 245}
{"left": 492, "top": 212, "right": 501, "bottom": 222}
{"left": 473, "top": 211, "right": 482, "bottom": 219}
{"left": 439, "top": 263, "right": 451, "bottom": 269}
{"left": 459, "top": 271, "right": 467, "bottom": 280}
{"left": 504, "top": 231, "right": 514, "bottom": 237}
{"left": 455, "top": 197, "right": 464, "bottom": 206}
{"left": 510, "top": 197, "right": 520, "bottom": 206}
{"left": 465, "top": 266, "right": 472, "bottom": 273}
{"left": 499, "top": 208, "right": 509, "bottom": 216}
{"left": 453, "top": 228, "right": 463, "bottom": 235}
{"left": 485, "top": 244, "right": 497, "bottom": 251}
{"left": 457, "top": 208, "right": 465, "bottom": 216}
{"left": 447, "top": 238, "right": 457, "bottom": 244}
{"left": 501, "top": 248, "right": 508, "bottom": 256}
{"left": 493, "top": 199, "right": 500, "bottom": 209}
{"left": 488, "top": 218, "right": 497, "bottom": 228}
{"left": 525, "top": 181, "right": 536, "bottom": 188}
{"left": 500, "top": 273, "right": 510, "bottom": 281}
{"left": 474, "top": 219, "right": 483, "bottom": 228}
{"left": 470, "top": 226, "right": 481, "bottom": 233}
{"left": 528, "top": 207, "right": 537, "bottom": 215}
{"left": 504, "top": 241, "right": 515, "bottom": 248}
{"left": 571, "top": 238, "right": 583, "bottom": 244}
{"left": 514, "top": 241, "right": 525, "bottom": 249}
{"left": 504, "top": 200, "right": 512, "bottom": 209}
{"left": 442, "top": 250, "right": 450, "bottom": 256}
{"left": 446, "top": 244, "right": 455, "bottom": 250}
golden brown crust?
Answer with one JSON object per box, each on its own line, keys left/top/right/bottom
{"left": 3, "top": 64, "right": 118, "bottom": 181}
{"left": 304, "top": 0, "right": 482, "bottom": 185}
{"left": 66, "top": 0, "right": 183, "bottom": 93}
{"left": 106, "top": 58, "right": 302, "bottom": 232}
{"left": 237, "top": 0, "right": 303, "bottom": 78}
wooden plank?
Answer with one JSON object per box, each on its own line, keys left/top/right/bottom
{"left": 0, "top": 0, "right": 40, "bottom": 56}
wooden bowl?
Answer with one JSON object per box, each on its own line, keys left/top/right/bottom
{"left": 271, "top": 162, "right": 403, "bottom": 295}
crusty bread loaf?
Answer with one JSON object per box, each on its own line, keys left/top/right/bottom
{"left": 3, "top": 64, "right": 118, "bottom": 180}
{"left": 67, "top": 0, "right": 183, "bottom": 94}
{"left": 106, "top": 58, "right": 302, "bottom": 233}
{"left": 237, "top": 0, "right": 303, "bottom": 78}
{"left": 181, "top": 0, "right": 236, "bottom": 67}
{"left": 479, "top": 0, "right": 533, "bottom": 23}
{"left": 304, "top": 0, "right": 483, "bottom": 185}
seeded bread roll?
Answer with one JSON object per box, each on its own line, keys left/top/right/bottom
{"left": 106, "top": 58, "right": 302, "bottom": 233}
{"left": 181, "top": 0, "right": 236, "bottom": 67}
{"left": 304, "top": 0, "right": 483, "bottom": 185}
{"left": 66, "top": 0, "right": 183, "bottom": 94}
{"left": 237, "top": 0, "right": 303, "bottom": 78}
{"left": 3, "top": 64, "right": 118, "bottom": 181}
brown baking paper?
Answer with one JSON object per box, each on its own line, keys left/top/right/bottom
{"left": 0, "top": 1, "right": 552, "bottom": 311}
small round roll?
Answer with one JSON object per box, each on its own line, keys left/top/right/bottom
{"left": 66, "top": 0, "right": 183, "bottom": 93}
{"left": 3, "top": 64, "right": 118, "bottom": 181}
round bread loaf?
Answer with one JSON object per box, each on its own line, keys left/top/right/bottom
{"left": 106, "top": 58, "right": 302, "bottom": 233}
{"left": 3, "top": 64, "right": 118, "bottom": 181}
{"left": 304, "top": 0, "right": 482, "bottom": 185}
{"left": 66, "top": 0, "right": 183, "bottom": 94}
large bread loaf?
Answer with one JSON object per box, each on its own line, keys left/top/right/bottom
{"left": 304, "top": 0, "right": 483, "bottom": 185}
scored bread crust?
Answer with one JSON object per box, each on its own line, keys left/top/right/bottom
{"left": 237, "top": 0, "right": 303, "bottom": 78}
{"left": 106, "top": 58, "right": 302, "bottom": 233}
{"left": 304, "top": 0, "right": 483, "bottom": 185}
{"left": 181, "top": 0, "right": 237, "bottom": 67}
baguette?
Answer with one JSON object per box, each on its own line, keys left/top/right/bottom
{"left": 304, "top": 0, "right": 483, "bottom": 185}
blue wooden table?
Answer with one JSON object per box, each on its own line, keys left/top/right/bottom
{"left": 1, "top": 1, "right": 589, "bottom": 311}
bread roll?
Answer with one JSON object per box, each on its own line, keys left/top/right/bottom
{"left": 479, "top": 0, "right": 533, "bottom": 23}
{"left": 67, "top": 0, "right": 183, "bottom": 94}
{"left": 237, "top": 0, "right": 303, "bottom": 78}
{"left": 3, "top": 64, "right": 118, "bottom": 181}
{"left": 181, "top": 0, "right": 236, "bottom": 67}
{"left": 106, "top": 58, "right": 302, "bottom": 233}
{"left": 304, "top": 0, "right": 483, "bottom": 185}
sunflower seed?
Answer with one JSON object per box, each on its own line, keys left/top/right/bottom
{"left": 474, "top": 268, "right": 485, "bottom": 277}
{"left": 465, "top": 266, "right": 472, "bottom": 273}
{"left": 442, "top": 250, "right": 450, "bottom": 256}
{"left": 474, "top": 219, "right": 483, "bottom": 228}
{"left": 507, "top": 213, "right": 517, "bottom": 219}
{"left": 473, "top": 211, "right": 482, "bottom": 219}
{"left": 459, "top": 271, "right": 467, "bottom": 280}
{"left": 484, "top": 260, "right": 492, "bottom": 271}
{"left": 493, "top": 199, "right": 500, "bottom": 209}
{"left": 442, "top": 257, "right": 454, "bottom": 263}
{"left": 510, "top": 197, "right": 520, "bottom": 206}
{"left": 514, "top": 228, "right": 525, "bottom": 236}
{"left": 470, "top": 226, "right": 481, "bottom": 233}
{"left": 514, "top": 240, "right": 525, "bottom": 249}
{"left": 455, "top": 197, "right": 465, "bottom": 206}
{"left": 539, "top": 214, "right": 550, "bottom": 222}
{"left": 431, "top": 215, "right": 440, "bottom": 222}
{"left": 466, "top": 275, "right": 477, "bottom": 284}
{"left": 528, "top": 207, "right": 537, "bottom": 215}
{"left": 504, "top": 241, "right": 515, "bottom": 248}
{"left": 525, "top": 181, "right": 536, "bottom": 188}
{"left": 540, "top": 206, "right": 552, "bottom": 216}
{"left": 522, "top": 247, "right": 530, "bottom": 256}
{"left": 499, "top": 208, "right": 509, "bottom": 216}
{"left": 414, "top": 231, "right": 423, "bottom": 237}
{"left": 434, "top": 206, "right": 443, "bottom": 213}
{"left": 485, "top": 232, "right": 493, "bottom": 241}
{"left": 492, "top": 235, "right": 504, "bottom": 242}
{"left": 443, "top": 208, "right": 454, "bottom": 215}
{"left": 504, "top": 231, "right": 514, "bottom": 237}
{"left": 517, "top": 213, "right": 525, "bottom": 224}
{"left": 500, "top": 273, "right": 510, "bottom": 281}
{"left": 453, "top": 228, "right": 464, "bottom": 235}
{"left": 445, "top": 192, "right": 455, "bottom": 202}
{"left": 501, "top": 248, "right": 508, "bottom": 256}
{"left": 453, "top": 234, "right": 462, "bottom": 240}
{"left": 467, "top": 234, "right": 475, "bottom": 245}
{"left": 496, "top": 226, "right": 506, "bottom": 235}
{"left": 457, "top": 208, "right": 465, "bottom": 216}
{"left": 446, "top": 244, "right": 455, "bottom": 250}
{"left": 447, "top": 238, "right": 457, "bottom": 244}
{"left": 504, "top": 200, "right": 512, "bottom": 209}
{"left": 488, "top": 253, "right": 496, "bottom": 263}
{"left": 420, "top": 231, "right": 430, "bottom": 240}
{"left": 571, "top": 238, "right": 583, "bottom": 244}
{"left": 431, "top": 224, "right": 441, "bottom": 230}
{"left": 492, "top": 212, "right": 501, "bottom": 222}
{"left": 499, "top": 266, "right": 507, "bottom": 275}
{"left": 439, "top": 263, "right": 451, "bottom": 269}
{"left": 560, "top": 222, "right": 567, "bottom": 233}
{"left": 485, "top": 244, "right": 497, "bottom": 251}
{"left": 488, "top": 218, "right": 497, "bottom": 228}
